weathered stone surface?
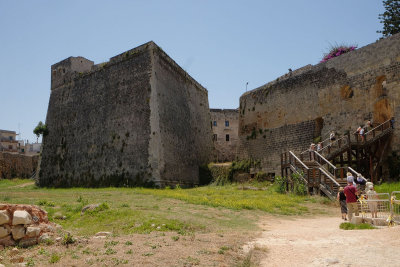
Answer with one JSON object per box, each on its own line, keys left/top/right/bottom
{"left": 0, "top": 152, "right": 39, "bottom": 179}
{"left": 363, "top": 217, "right": 373, "bottom": 224}
{"left": 81, "top": 204, "right": 100, "bottom": 215}
{"left": 237, "top": 34, "right": 400, "bottom": 176}
{"left": 0, "top": 235, "right": 16, "bottom": 246}
{"left": 11, "top": 225, "right": 25, "bottom": 240}
{"left": 351, "top": 216, "right": 363, "bottom": 225}
{"left": 12, "top": 210, "right": 32, "bottom": 225}
{"left": 38, "top": 233, "right": 52, "bottom": 244}
{"left": 26, "top": 227, "right": 40, "bottom": 238}
{"left": 95, "top": 231, "right": 112, "bottom": 236}
{"left": 9, "top": 247, "right": 19, "bottom": 256}
{"left": 19, "top": 237, "right": 38, "bottom": 247}
{"left": 373, "top": 218, "right": 387, "bottom": 226}
{"left": 38, "top": 41, "right": 212, "bottom": 188}
{"left": 0, "top": 226, "right": 9, "bottom": 238}
{"left": 0, "top": 210, "right": 10, "bottom": 225}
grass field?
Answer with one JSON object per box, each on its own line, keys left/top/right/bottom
{"left": 1, "top": 179, "right": 327, "bottom": 236}
{"left": 0, "top": 178, "right": 332, "bottom": 266}
{"left": 375, "top": 181, "right": 400, "bottom": 194}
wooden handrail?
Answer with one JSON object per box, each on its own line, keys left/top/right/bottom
{"left": 289, "top": 151, "right": 309, "bottom": 170}
{"left": 319, "top": 167, "right": 341, "bottom": 187}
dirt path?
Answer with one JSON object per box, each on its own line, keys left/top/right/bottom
{"left": 245, "top": 212, "right": 400, "bottom": 267}
{"left": 9, "top": 181, "right": 34, "bottom": 188}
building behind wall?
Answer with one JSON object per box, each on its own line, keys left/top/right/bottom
{"left": 238, "top": 33, "right": 400, "bottom": 177}
{"left": 39, "top": 41, "right": 213, "bottom": 188}
{"left": 0, "top": 130, "right": 18, "bottom": 152}
{"left": 210, "top": 109, "right": 239, "bottom": 162}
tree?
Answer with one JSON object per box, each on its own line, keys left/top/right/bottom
{"left": 33, "top": 121, "right": 48, "bottom": 143}
{"left": 378, "top": 0, "right": 400, "bottom": 37}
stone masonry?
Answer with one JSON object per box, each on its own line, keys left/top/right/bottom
{"left": 38, "top": 41, "right": 213, "bottom": 187}
{"left": 238, "top": 33, "right": 400, "bottom": 176}
{"left": 0, "top": 152, "right": 39, "bottom": 179}
{"left": 0, "top": 204, "right": 56, "bottom": 247}
{"left": 210, "top": 109, "right": 239, "bottom": 162}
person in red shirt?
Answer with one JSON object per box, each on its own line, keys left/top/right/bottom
{"left": 344, "top": 178, "right": 359, "bottom": 221}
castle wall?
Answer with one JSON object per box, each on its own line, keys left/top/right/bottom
{"left": 0, "top": 152, "right": 39, "bottom": 179}
{"left": 238, "top": 33, "right": 400, "bottom": 175}
{"left": 151, "top": 47, "right": 212, "bottom": 186}
{"left": 39, "top": 47, "right": 153, "bottom": 187}
{"left": 210, "top": 109, "right": 239, "bottom": 162}
{"left": 39, "top": 42, "right": 212, "bottom": 187}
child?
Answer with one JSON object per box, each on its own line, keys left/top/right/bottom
{"left": 337, "top": 187, "right": 347, "bottom": 220}
{"left": 366, "top": 185, "right": 378, "bottom": 218}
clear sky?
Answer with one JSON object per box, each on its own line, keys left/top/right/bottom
{"left": 0, "top": 0, "right": 384, "bottom": 142}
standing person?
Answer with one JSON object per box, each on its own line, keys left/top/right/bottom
{"left": 309, "top": 143, "right": 316, "bottom": 160}
{"left": 317, "top": 142, "right": 322, "bottom": 152}
{"left": 337, "top": 187, "right": 347, "bottom": 220}
{"left": 329, "top": 131, "right": 335, "bottom": 146}
{"left": 344, "top": 177, "right": 359, "bottom": 221}
{"left": 359, "top": 126, "right": 365, "bottom": 142}
{"left": 346, "top": 172, "right": 355, "bottom": 185}
{"left": 366, "top": 185, "right": 378, "bottom": 218}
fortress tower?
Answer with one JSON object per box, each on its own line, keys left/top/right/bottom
{"left": 38, "top": 42, "right": 212, "bottom": 187}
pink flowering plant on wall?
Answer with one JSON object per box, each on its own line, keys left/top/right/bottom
{"left": 321, "top": 45, "right": 357, "bottom": 62}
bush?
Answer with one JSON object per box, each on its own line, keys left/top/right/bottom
{"left": 255, "top": 171, "right": 268, "bottom": 182}
{"left": 274, "top": 176, "right": 287, "bottom": 194}
{"left": 291, "top": 173, "right": 307, "bottom": 196}
{"left": 321, "top": 45, "right": 357, "bottom": 62}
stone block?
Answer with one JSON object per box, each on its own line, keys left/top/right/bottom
{"left": 19, "top": 237, "right": 38, "bottom": 247}
{"left": 11, "top": 225, "right": 25, "bottom": 240}
{"left": 0, "top": 210, "right": 10, "bottom": 225}
{"left": 26, "top": 227, "right": 40, "bottom": 238}
{"left": 0, "top": 226, "right": 10, "bottom": 238}
{"left": 372, "top": 218, "right": 387, "bottom": 226}
{"left": 351, "top": 216, "right": 363, "bottom": 225}
{"left": 0, "top": 235, "right": 16, "bottom": 246}
{"left": 12, "top": 210, "right": 32, "bottom": 225}
{"left": 39, "top": 233, "right": 52, "bottom": 244}
{"left": 363, "top": 217, "right": 373, "bottom": 224}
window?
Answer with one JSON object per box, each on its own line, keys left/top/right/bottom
{"left": 226, "top": 134, "right": 230, "bottom": 141}
{"left": 213, "top": 134, "right": 217, "bottom": 141}
{"left": 213, "top": 121, "right": 217, "bottom": 126}
{"left": 9, "top": 136, "right": 13, "bottom": 141}
{"left": 225, "top": 120, "right": 229, "bottom": 127}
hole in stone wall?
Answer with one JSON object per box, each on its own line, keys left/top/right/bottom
{"left": 340, "top": 85, "right": 353, "bottom": 99}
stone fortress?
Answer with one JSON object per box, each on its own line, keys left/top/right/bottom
{"left": 38, "top": 33, "right": 400, "bottom": 187}
{"left": 237, "top": 33, "right": 400, "bottom": 178}
{"left": 38, "top": 42, "right": 212, "bottom": 187}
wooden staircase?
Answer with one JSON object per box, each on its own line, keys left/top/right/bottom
{"left": 281, "top": 119, "right": 394, "bottom": 199}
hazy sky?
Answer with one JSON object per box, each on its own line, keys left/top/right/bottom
{"left": 0, "top": 0, "right": 384, "bottom": 142}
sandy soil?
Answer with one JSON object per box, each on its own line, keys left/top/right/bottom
{"left": 245, "top": 211, "right": 400, "bottom": 267}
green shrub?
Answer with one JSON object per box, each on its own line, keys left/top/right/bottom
{"left": 339, "top": 223, "right": 376, "bottom": 230}
{"left": 274, "top": 176, "right": 287, "bottom": 194}
{"left": 49, "top": 253, "right": 60, "bottom": 264}
{"left": 255, "top": 171, "right": 268, "bottom": 182}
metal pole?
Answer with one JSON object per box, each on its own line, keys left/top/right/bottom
{"left": 246, "top": 82, "right": 248, "bottom": 92}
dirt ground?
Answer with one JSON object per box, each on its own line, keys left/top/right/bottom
{"left": 244, "top": 209, "right": 400, "bottom": 267}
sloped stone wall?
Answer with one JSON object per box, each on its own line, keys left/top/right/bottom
{"left": 238, "top": 33, "right": 400, "bottom": 175}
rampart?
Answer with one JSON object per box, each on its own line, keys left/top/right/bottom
{"left": 0, "top": 152, "right": 39, "bottom": 179}
{"left": 39, "top": 41, "right": 212, "bottom": 187}
{"left": 238, "top": 33, "right": 400, "bottom": 176}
